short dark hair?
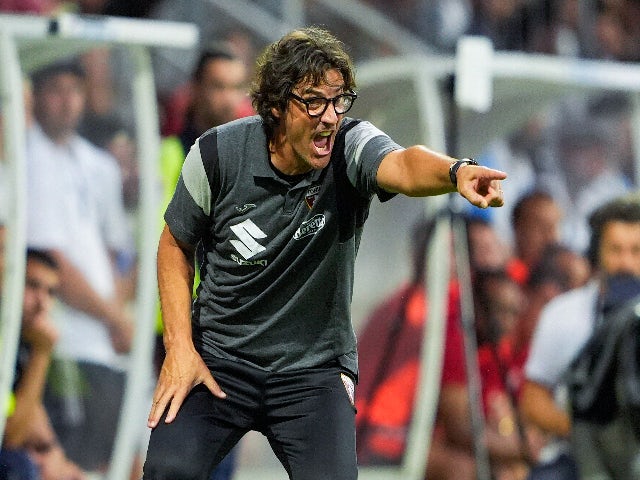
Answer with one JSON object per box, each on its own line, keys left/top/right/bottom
{"left": 192, "top": 44, "right": 238, "bottom": 83}
{"left": 250, "top": 26, "right": 356, "bottom": 139}
{"left": 31, "top": 59, "right": 85, "bottom": 91}
{"left": 511, "top": 189, "right": 556, "bottom": 228}
{"left": 587, "top": 195, "right": 640, "bottom": 266}
{"left": 26, "top": 248, "right": 58, "bottom": 271}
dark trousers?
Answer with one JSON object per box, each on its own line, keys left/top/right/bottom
{"left": 44, "top": 359, "right": 126, "bottom": 471}
{"left": 143, "top": 357, "right": 357, "bottom": 480}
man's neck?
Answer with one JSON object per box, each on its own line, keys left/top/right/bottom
{"left": 268, "top": 140, "right": 311, "bottom": 177}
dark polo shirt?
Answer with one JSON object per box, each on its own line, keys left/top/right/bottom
{"left": 165, "top": 115, "right": 400, "bottom": 376}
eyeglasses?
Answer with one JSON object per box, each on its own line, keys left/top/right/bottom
{"left": 289, "top": 92, "right": 357, "bottom": 117}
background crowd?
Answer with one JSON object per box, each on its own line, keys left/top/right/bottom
{"left": 1, "top": 1, "right": 640, "bottom": 479}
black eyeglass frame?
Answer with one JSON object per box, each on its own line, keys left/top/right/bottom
{"left": 289, "top": 92, "right": 358, "bottom": 117}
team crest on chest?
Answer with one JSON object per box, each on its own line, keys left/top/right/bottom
{"left": 305, "top": 185, "right": 321, "bottom": 210}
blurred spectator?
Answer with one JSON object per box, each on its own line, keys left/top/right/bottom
{"left": 473, "top": 131, "right": 537, "bottom": 246}
{"left": 466, "top": 0, "right": 528, "bottom": 51}
{"left": 365, "top": 0, "right": 472, "bottom": 52}
{"left": 79, "top": 113, "right": 139, "bottom": 214}
{"left": 413, "top": 0, "right": 472, "bottom": 51}
{"left": 509, "top": 190, "right": 563, "bottom": 285}
{"left": 566, "top": 273, "right": 640, "bottom": 479}
{"left": 497, "top": 243, "right": 590, "bottom": 407}
{"left": 520, "top": 194, "right": 640, "bottom": 480}
{"left": 473, "top": 269, "right": 525, "bottom": 346}
{"left": 553, "top": 114, "right": 632, "bottom": 252}
{"left": 493, "top": 243, "right": 590, "bottom": 474}
{"left": 587, "top": 92, "right": 636, "bottom": 189}
{"left": 356, "top": 216, "right": 528, "bottom": 479}
{"left": 472, "top": 269, "right": 529, "bottom": 480}
{"left": 465, "top": 216, "right": 513, "bottom": 272}
{"left": 79, "top": 114, "right": 139, "bottom": 305}
{"left": 160, "top": 43, "right": 251, "bottom": 142}
{"left": 25, "top": 59, "right": 134, "bottom": 475}
{"left": 527, "top": 0, "right": 581, "bottom": 56}
{"left": 1, "top": 249, "right": 86, "bottom": 480}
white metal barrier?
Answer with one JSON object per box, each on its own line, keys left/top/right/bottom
{"left": 0, "top": 13, "right": 198, "bottom": 480}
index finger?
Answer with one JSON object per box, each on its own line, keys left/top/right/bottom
{"left": 481, "top": 167, "right": 507, "bottom": 181}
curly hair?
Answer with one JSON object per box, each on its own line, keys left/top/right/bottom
{"left": 250, "top": 26, "right": 356, "bottom": 139}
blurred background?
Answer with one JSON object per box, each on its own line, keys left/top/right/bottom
{"left": 1, "top": 1, "right": 639, "bottom": 479}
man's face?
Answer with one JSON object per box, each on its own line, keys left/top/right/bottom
{"left": 194, "top": 58, "right": 247, "bottom": 127}
{"left": 599, "top": 220, "right": 640, "bottom": 277}
{"left": 515, "top": 198, "right": 562, "bottom": 266}
{"left": 272, "top": 68, "right": 346, "bottom": 174}
{"left": 34, "top": 72, "right": 86, "bottom": 141}
{"left": 22, "top": 259, "right": 59, "bottom": 327}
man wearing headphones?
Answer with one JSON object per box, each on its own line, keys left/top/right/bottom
{"left": 520, "top": 194, "right": 640, "bottom": 480}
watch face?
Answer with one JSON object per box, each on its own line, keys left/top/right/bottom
{"left": 450, "top": 159, "right": 478, "bottom": 186}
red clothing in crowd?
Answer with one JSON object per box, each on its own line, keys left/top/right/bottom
{"left": 355, "top": 281, "right": 466, "bottom": 463}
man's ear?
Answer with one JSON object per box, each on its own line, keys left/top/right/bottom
{"left": 271, "top": 106, "right": 281, "bottom": 119}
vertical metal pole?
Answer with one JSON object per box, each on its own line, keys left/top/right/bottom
{"left": 401, "top": 207, "right": 449, "bottom": 480}
{"left": 106, "top": 44, "right": 160, "bottom": 480}
{"left": 399, "top": 70, "right": 450, "bottom": 480}
{"left": 0, "top": 30, "right": 28, "bottom": 447}
{"left": 451, "top": 214, "right": 492, "bottom": 480}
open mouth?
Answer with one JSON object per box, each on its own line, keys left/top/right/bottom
{"left": 313, "top": 130, "right": 333, "bottom": 156}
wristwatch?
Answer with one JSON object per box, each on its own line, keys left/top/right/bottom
{"left": 449, "top": 158, "right": 478, "bottom": 187}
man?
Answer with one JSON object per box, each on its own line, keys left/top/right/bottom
{"left": 143, "top": 27, "right": 505, "bottom": 480}
{"left": 1, "top": 249, "right": 86, "bottom": 480}
{"left": 25, "top": 60, "right": 133, "bottom": 473}
{"left": 520, "top": 195, "right": 640, "bottom": 479}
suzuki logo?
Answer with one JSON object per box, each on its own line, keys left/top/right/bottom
{"left": 230, "top": 219, "right": 267, "bottom": 259}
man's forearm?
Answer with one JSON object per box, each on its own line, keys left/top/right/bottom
{"left": 157, "top": 225, "right": 196, "bottom": 350}
{"left": 377, "top": 146, "right": 457, "bottom": 197}
{"left": 519, "top": 380, "right": 571, "bottom": 438}
{"left": 5, "top": 351, "right": 51, "bottom": 447}
{"left": 49, "top": 250, "right": 122, "bottom": 328}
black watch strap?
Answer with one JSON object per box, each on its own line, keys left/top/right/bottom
{"left": 449, "top": 158, "right": 478, "bottom": 187}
